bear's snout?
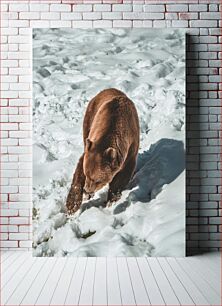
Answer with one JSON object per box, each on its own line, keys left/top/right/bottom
{"left": 84, "top": 179, "right": 96, "bottom": 194}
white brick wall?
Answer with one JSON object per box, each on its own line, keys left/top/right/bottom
{"left": 0, "top": 0, "right": 221, "bottom": 254}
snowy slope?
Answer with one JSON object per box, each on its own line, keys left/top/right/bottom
{"left": 33, "top": 29, "right": 186, "bottom": 257}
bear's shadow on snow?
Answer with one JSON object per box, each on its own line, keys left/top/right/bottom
{"left": 80, "top": 138, "right": 185, "bottom": 215}
{"left": 113, "top": 138, "right": 185, "bottom": 214}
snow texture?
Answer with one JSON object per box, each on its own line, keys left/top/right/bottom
{"left": 33, "top": 29, "right": 186, "bottom": 257}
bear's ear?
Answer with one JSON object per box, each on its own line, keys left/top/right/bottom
{"left": 86, "top": 138, "right": 92, "bottom": 151}
{"left": 104, "top": 147, "right": 117, "bottom": 164}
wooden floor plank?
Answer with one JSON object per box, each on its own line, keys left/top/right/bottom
{"left": 196, "top": 253, "right": 220, "bottom": 274}
{"left": 167, "top": 257, "right": 209, "bottom": 305}
{"left": 35, "top": 258, "right": 67, "bottom": 305}
{"left": 1, "top": 252, "right": 30, "bottom": 289}
{"left": 186, "top": 257, "right": 220, "bottom": 294}
{"left": 1, "top": 252, "right": 220, "bottom": 306}
{"left": 50, "top": 257, "right": 77, "bottom": 305}
{"left": 157, "top": 258, "right": 194, "bottom": 305}
{"left": 1, "top": 256, "right": 37, "bottom": 305}
{"left": 117, "top": 257, "right": 136, "bottom": 305}
{"left": 4, "top": 257, "right": 45, "bottom": 305}
{"left": 79, "top": 257, "right": 96, "bottom": 306}
{"left": 177, "top": 257, "right": 221, "bottom": 305}
{"left": 127, "top": 257, "right": 150, "bottom": 305}
{"left": 93, "top": 257, "right": 107, "bottom": 306}
{"left": 147, "top": 258, "right": 179, "bottom": 305}
{"left": 20, "top": 258, "right": 55, "bottom": 305}
{"left": 64, "top": 257, "right": 87, "bottom": 306}
{"left": 0, "top": 251, "right": 14, "bottom": 263}
{"left": 106, "top": 257, "right": 122, "bottom": 306}
{"left": 137, "top": 258, "right": 165, "bottom": 305}
{"left": 2, "top": 252, "right": 22, "bottom": 273}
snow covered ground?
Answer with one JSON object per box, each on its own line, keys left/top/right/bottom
{"left": 33, "top": 29, "right": 186, "bottom": 257}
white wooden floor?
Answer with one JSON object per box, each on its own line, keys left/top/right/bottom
{"left": 1, "top": 252, "right": 221, "bottom": 306}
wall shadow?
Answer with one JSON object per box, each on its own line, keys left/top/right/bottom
{"left": 186, "top": 34, "right": 202, "bottom": 256}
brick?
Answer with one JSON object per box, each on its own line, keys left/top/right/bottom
{"left": 19, "top": 123, "right": 31, "bottom": 130}
{"left": 9, "top": 20, "right": 29, "bottom": 28}
{"left": 0, "top": 241, "right": 18, "bottom": 248}
{"left": 61, "top": 12, "right": 82, "bottom": 20}
{"left": 172, "top": 20, "right": 188, "bottom": 28}
{"left": 19, "top": 12, "right": 40, "bottom": 20}
{"left": 30, "top": 20, "right": 50, "bottom": 28}
{"left": 73, "top": 4, "right": 92, "bottom": 12}
{"left": 0, "top": 217, "right": 8, "bottom": 225}
{"left": 200, "top": 12, "right": 221, "bottom": 19}
{"left": 2, "top": 123, "right": 18, "bottom": 131}
{"left": 50, "top": 4, "right": 71, "bottom": 12}
{"left": 209, "top": 60, "right": 221, "bottom": 67}
{"left": 1, "top": 209, "right": 18, "bottom": 216}
{"left": 41, "top": 12, "right": 60, "bottom": 20}
{"left": 1, "top": 91, "right": 18, "bottom": 99}
{"left": 1, "top": 139, "right": 18, "bottom": 146}
{"left": 165, "top": 13, "right": 178, "bottom": 20}
{"left": 209, "top": 4, "right": 218, "bottom": 11}
{"left": 9, "top": 233, "right": 29, "bottom": 240}
{"left": 9, "top": 155, "right": 19, "bottom": 162}
{"left": 112, "top": 4, "right": 132, "bottom": 11}
{"left": 9, "top": 115, "right": 30, "bottom": 123}
{"left": 19, "top": 241, "right": 31, "bottom": 248}
{"left": 200, "top": 202, "right": 218, "bottom": 209}
{"left": 179, "top": 12, "right": 198, "bottom": 20}
{"left": 143, "top": 5, "right": 165, "bottom": 12}
{"left": 10, "top": 83, "right": 30, "bottom": 91}
{"left": 29, "top": 4, "right": 49, "bottom": 12}
{"left": 10, "top": 192, "right": 31, "bottom": 201}
{"left": 1, "top": 4, "right": 8, "bottom": 11}
{"left": 9, "top": 68, "right": 31, "bottom": 75}
{"left": 19, "top": 209, "right": 30, "bottom": 217}
{"left": 131, "top": 20, "right": 142, "bottom": 27}
{"left": 189, "top": 4, "right": 207, "bottom": 11}
{"left": 83, "top": 12, "right": 101, "bottom": 20}
{"left": 8, "top": 44, "right": 18, "bottom": 52}
{"left": 1, "top": 170, "right": 18, "bottom": 178}
{"left": 0, "top": 225, "right": 18, "bottom": 233}
{"left": 209, "top": 217, "right": 222, "bottom": 225}
{"left": 142, "top": 21, "right": 153, "bottom": 27}
{"left": 191, "top": 233, "right": 209, "bottom": 240}
{"left": 9, "top": 217, "right": 29, "bottom": 225}
{"left": 1, "top": 28, "right": 18, "bottom": 36}
{"left": 102, "top": 12, "right": 122, "bottom": 19}
{"left": 9, "top": 4, "right": 28, "bottom": 11}
{"left": 19, "top": 28, "right": 31, "bottom": 36}
{"left": 19, "top": 226, "right": 31, "bottom": 233}
{"left": 50, "top": 21, "right": 71, "bottom": 28}
{"left": 166, "top": 5, "right": 188, "bottom": 12}
{"left": 72, "top": 20, "right": 93, "bottom": 28}
{"left": 113, "top": 20, "right": 132, "bottom": 27}
{"left": 123, "top": 12, "right": 164, "bottom": 19}
{"left": 190, "top": 20, "right": 218, "bottom": 28}
{"left": 93, "top": 20, "right": 112, "bottom": 28}
{"left": 94, "top": 4, "right": 111, "bottom": 11}
{"left": 210, "top": 28, "right": 221, "bottom": 35}
{"left": 199, "top": 36, "right": 217, "bottom": 44}
{"left": 133, "top": 5, "right": 143, "bottom": 12}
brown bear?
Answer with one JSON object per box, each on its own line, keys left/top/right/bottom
{"left": 66, "top": 88, "right": 140, "bottom": 214}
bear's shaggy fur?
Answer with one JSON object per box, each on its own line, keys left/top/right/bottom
{"left": 66, "top": 88, "right": 140, "bottom": 214}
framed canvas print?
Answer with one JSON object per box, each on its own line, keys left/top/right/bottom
{"left": 33, "top": 29, "right": 186, "bottom": 257}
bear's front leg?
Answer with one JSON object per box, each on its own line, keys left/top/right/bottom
{"left": 66, "top": 154, "right": 85, "bottom": 215}
{"left": 107, "top": 157, "right": 136, "bottom": 206}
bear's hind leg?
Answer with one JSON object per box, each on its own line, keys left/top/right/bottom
{"left": 107, "top": 157, "right": 136, "bottom": 206}
{"left": 66, "top": 154, "right": 85, "bottom": 215}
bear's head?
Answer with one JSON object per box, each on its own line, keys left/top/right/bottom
{"left": 83, "top": 138, "right": 122, "bottom": 195}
